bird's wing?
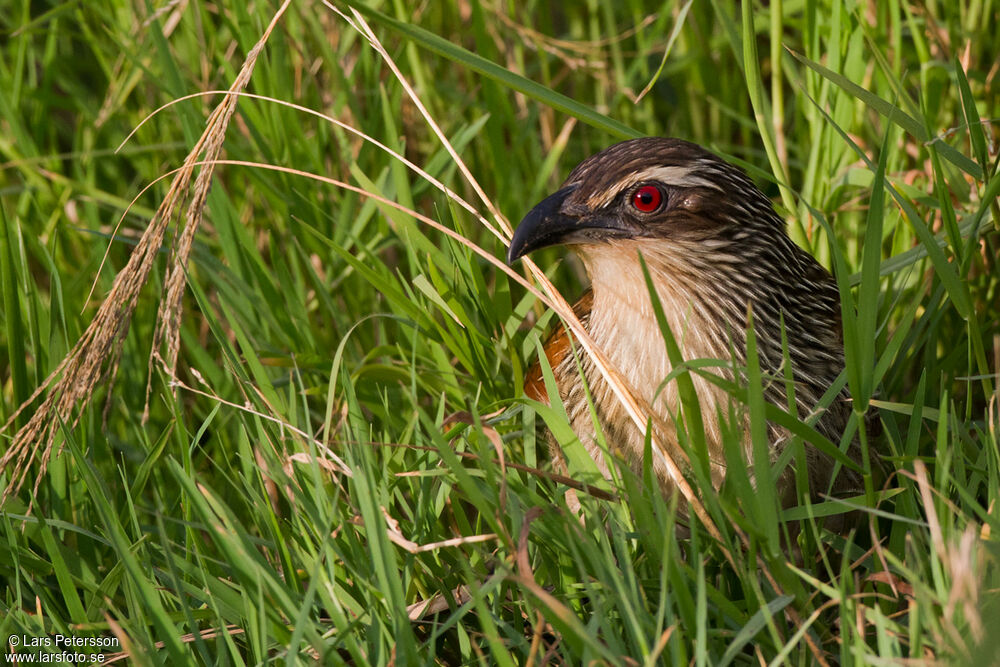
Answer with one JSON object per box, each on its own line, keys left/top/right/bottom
{"left": 524, "top": 290, "right": 594, "bottom": 404}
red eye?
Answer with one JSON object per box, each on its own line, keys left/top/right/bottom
{"left": 632, "top": 185, "right": 663, "bottom": 212}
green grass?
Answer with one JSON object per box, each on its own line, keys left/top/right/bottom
{"left": 2, "top": 1, "right": 999, "bottom": 664}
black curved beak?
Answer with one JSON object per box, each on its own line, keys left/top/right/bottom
{"left": 507, "top": 185, "right": 579, "bottom": 264}
{"left": 507, "top": 184, "right": 628, "bottom": 264}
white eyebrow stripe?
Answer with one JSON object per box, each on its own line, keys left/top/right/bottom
{"left": 632, "top": 165, "right": 724, "bottom": 190}
{"left": 586, "top": 164, "right": 724, "bottom": 208}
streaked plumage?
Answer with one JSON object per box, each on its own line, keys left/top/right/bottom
{"left": 509, "top": 137, "right": 866, "bottom": 509}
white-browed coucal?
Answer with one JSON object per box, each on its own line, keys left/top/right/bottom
{"left": 508, "top": 137, "right": 867, "bottom": 510}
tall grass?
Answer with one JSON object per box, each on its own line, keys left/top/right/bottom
{"left": 1, "top": 1, "right": 998, "bottom": 664}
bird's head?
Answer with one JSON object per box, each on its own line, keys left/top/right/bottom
{"left": 507, "top": 137, "right": 785, "bottom": 267}
{"left": 506, "top": 136, "right": 845, "bottom": 398}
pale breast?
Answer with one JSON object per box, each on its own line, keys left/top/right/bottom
{"left": 568, "top": 241, "right": 745, "bottom": 489}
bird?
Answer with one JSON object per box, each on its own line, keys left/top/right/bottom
{"left": 507, "top": 137, "right": 869, "bottom": 514}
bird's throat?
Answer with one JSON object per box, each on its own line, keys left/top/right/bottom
{"left": 569, "top": 240, "right": 739, "bottom": 489}
{"left": 578, "top": 241, "right": 732, "bottom": 384}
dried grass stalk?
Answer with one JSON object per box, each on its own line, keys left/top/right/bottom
{"left": 0, "top": 0, "right": 292, "bottom": 507}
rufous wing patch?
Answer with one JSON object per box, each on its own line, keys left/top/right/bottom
{"left": 523, "top": 290, "right": 594, "bottom": 404}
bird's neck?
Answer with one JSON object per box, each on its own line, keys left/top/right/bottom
{"left": 577, "top": 240, "right": 737, "bottom": 399}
